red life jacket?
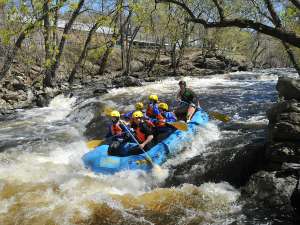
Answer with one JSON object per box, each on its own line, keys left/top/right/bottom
{"left": 146, "top": 104, "right": 159, "bottom": 118}
{"left": 146, "top": 105, "right": 154, "bottom": 118}
{"left": 110, "top": 123, "right": 123, "bottom": 136}
{"left": 134, "top": 121, "right": 154, "bottom": 143}
{"left": 154, "top": 113, "right": 166, "bottom": 127}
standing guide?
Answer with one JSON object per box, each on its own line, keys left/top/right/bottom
{"left": 176, "top": 80, "right": 198, "bottom": 122}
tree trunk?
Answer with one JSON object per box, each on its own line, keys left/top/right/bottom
{"left": 147, "top": 38, "right": 164, "bottom": 74}
{"left": 43, "top": 0, "right": 85, "bottom": 87}
{"left": 176, "top": 22, "right": 193, "bottom": 69}
{"left": 157, "top": 0, "right": 300, "bottom": 48}
{"left": 125, "top": 26, "right": 140, "bottom": 75}
{"left": 43, "top": 1, "right": 51, "bottom": 63}
{"left": 53, "top": 0, "right": 60, "bottom": 46}
{"left": 0, "top": 3, "right": 64, "bottom": 82}
{"left": 264, "top": 0, "right": 300, "bottom": 76}
{"left": 97, "top": 8, "right": 132, "bottom": 76}
{"left": 282, "top": 42, "right": 300, "bottom": 75}
{"left": 289, "top": 0, "right": 300, "bottom": 10}
{"left": 170, "top": 42, "right": 177, "bottom": 75}
{"left": 98, "top": 41, "right": 115, "bottom": 75}
{"left": 0, "top": 32, "right": 26, "bottom": 81}
{"left": 119, "top": 5, "right": 125, "bottom": 71}
{"left": 68, "top": 22, "right": 100, "bottom": 83}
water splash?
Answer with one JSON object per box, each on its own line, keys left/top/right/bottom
{"left": 2, "top": 69, "right": 295, "bottom": 225}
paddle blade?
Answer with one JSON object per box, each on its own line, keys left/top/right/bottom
{"left": 151, "top": 164, "right": 169, "bottom": 181}
{"left": 86, "top": 139, "right": 104, "bottom": 149}
{"left": 209, "top": 111, "right": 230, "bottom": 123}
{"left": 167, "top": 121, "right": 188, "bottom": 131}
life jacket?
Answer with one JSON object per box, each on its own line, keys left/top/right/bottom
{"left": 146, "top": 103, "right": 159, "bottom": 118}
{"left": 134, "top": 120, "right": 154, "bottom": 143}
{"left": 110, "top": 123, "right": 123, "bottom": 136}
{"left": 154, "top": 113, "right": 166, "bottom": 127}
{"left": 162, "top": 111, "right": 177, "bottom": 123}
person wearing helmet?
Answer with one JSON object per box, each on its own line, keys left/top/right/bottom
{"left": 158, "top": 102, "right": 177, "bottom": 123}
{"left": 122, "top": 102, "right": 147, "bottom": 120}
{"left": 176, "top": 80, "right": 198, "bottom": 122}
{"left": 128, "top": 110, "right": 155, "bottom": 155}
{"left": 106, "top": 110, "right": 130, "bottom": 156}
{"left": 146, "top": 94, "right": 160, "bottom": 120}
{"left": 154, "top": 102, "right": 177, "bottom": 139}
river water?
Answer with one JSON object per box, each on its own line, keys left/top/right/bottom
{"left": 0, "top": 69, "right": 297, "bottom": 225}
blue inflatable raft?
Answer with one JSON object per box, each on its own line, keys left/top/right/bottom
{"left": 82, "top": 108, "right": 209, "bottom": 174}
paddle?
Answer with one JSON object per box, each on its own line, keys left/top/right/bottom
{"left": 165, "top": 121, "right": 188, "bottom": 131}
{"left": 177, "top": 100, "right": 230, "bottom": 123}
{"left": 86, "top": 131, "right": 129, "bottom": 150}
{"left": 103, "top": 106, "right": 188, "bottom": 131}
{"left": 208, "top": 111, "right": 230, "bottom": 123}
{"left": 86, "top": 139, "right": 104, "bottom": 149}
{"left": 119, "top": 120, "right": 163, "bottom": 174}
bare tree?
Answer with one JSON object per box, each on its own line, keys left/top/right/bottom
{"left": 263, "top": 0, "right": 300, "bottom": 75}
{"left": 43, "top": 0, "right": 86, "bottom": 87}
{"left": 156, "top": 0, "right": 300, "bottom": 48}
{"left": 0, "top": 2, "right": 65, "bottom": 82}
{"left": 289, "top": 0, "right": 300, "bottom": 10}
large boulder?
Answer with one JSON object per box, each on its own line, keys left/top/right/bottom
{"left": 265, "top": 142, "right": 300, "bottom": 170}
{"left": 267, "top": 100, "right": 300, "bottom": 124}
{"left": 2, "top": 90, "right": 27, "bottom": 102}
{"left": 267, "top": 100, "right": 300, "bottom": 142}
{"left": 276, "top": 77, "right": 300, "bottom": 101}
{"left": 11, "top": 80, "right": 27, "bottom": 91}
{"left": 130, "top": 60, "right": 144, "bottom": 72}
{"left": 271, "top": 121, "right": 300, "bottom": 142}
{"left": 158, "top": 57, "right": 171, "bottom": 65}
{"left": 112, "top": 75, "right": 142, "bottom": 87}
{"left": 242, "top": 171, "right": 297, "bottom": 214}
{"left": 205, "top": 58, "right": 226, "bottom": 70}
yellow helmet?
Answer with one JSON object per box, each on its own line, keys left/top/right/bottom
{"left": 110, "top": 110, "right": 120, "bottom": 117}
{"left": 135, "top": 102, "right": 144, "bottom": 110}
{"left": 158, "top": 102, "right": 168, "bottom": 111}
{"left": 132, "top": 110, "right": 143, "bottom": 118}
{"left": 149, "top": 94, "right": 158, "bottom": 102}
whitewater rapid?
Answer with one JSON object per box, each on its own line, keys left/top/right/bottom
{"left": 1, "top": 69, "right": 296, "bottom": 225}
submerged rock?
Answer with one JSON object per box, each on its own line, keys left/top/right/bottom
{"left": 165, "top": 138, "right": 266, "bottom": 188}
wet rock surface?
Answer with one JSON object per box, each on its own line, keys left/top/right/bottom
{"left": 242, "top": 171, "right": 297, "bottom": 214}
{"left": 242, "top": 77, "right": 300, "bottom": 220}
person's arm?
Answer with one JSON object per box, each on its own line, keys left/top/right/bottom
{"left": 139, "top": 123, "right": 154, "bottom": 148}
{"left": 122, "top": 111, "right": 133, "bottom": 120}
{"left": 153, "top": 104, "right": 160, "bottom": 115}
{"left": 166, "top": 112, "right": 177, "bottom": 122}
{"left": 140, "top": 135, "right": 153, "bottom": 149}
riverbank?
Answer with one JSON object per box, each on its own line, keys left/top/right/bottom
{"left": 0, "top": 50, "right": 247, "bottom": 116}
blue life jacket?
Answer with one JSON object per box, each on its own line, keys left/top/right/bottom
{"left": 163, "top": 111, "right": 177, "bottom": 122}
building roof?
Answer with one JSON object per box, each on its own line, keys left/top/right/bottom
{"left": 57, "top": 19, "right": 113, "bottom": 35}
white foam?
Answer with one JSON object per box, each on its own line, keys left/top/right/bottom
{"left": 16, "top": 95, "right": 77, "bottom": 123}
{"left": 164, "top": 122, "right": 220, "bottom": 167}
{"left": 44, "top": 95, "right": 77, "bottom": 122}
